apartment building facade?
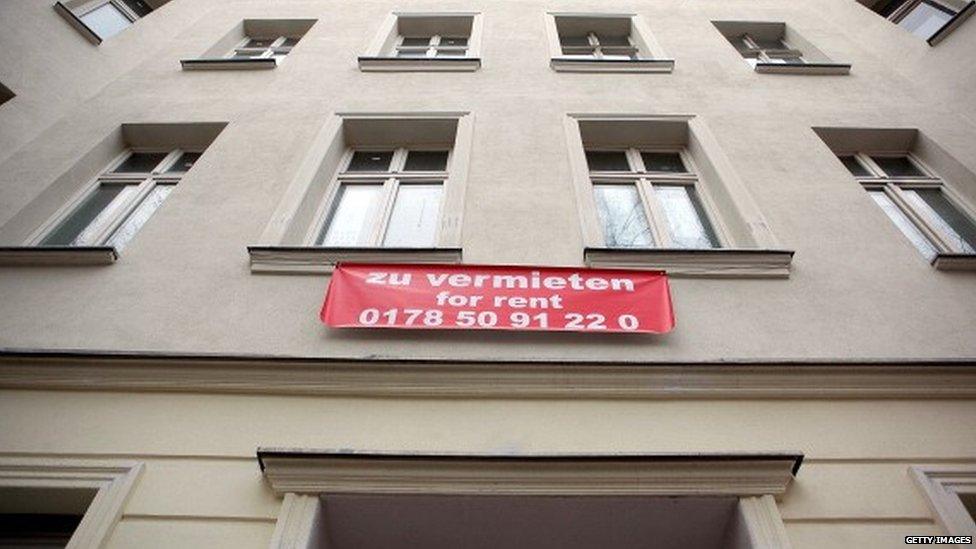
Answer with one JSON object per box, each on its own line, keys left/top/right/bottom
{"left": 1, "top": 0, "right": 976, "bottom": 547}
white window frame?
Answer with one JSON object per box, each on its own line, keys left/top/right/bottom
{"left": 586, "top": 147, "right": 728, "bottom": 249}
{"left": 911, "top": 465, "right": 976, "bottom": 536}
{"left": 845, "top": 152, "right": 976, "bottom": 257}
{"left": 738, "top": 34, "right": 805, "bottom": 66}
{"left": 305, "top": 146, "right": 453, "bottom": 247}
{"left": 560, "top": 32, "right": 639, "bottom": 60}
{"left": 394, "top": 34, "right": 469, "bottom": 58}
{"left": 27, "top": 148, "right": 196, "bottom": 249}
{"left": 228, "top": 36, "right": 296, "bottom": 60}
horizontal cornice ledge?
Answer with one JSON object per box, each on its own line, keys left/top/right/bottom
{"left": 247, "top": 246, "right": 463, "bottom": 274}
{"left": 0, "top": 349, "right": 974, "bottom": 399}
{"left": 584, "top": 248, "right": 794, "bottom": 278}
{"left": 257, "top": 450, "right": 802, "bottom": 497}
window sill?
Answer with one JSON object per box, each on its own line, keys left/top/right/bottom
{"left": 754, "top": 63, "right": 851, "bottom": 75}
{"left": 933, "top": 253, "right": 976, "bottom": 271}
{"left": 53, "top": 2, "right": 102, "bottom": 46}
{"left": 247, "top": 246, "right": 463, "bottom": 274}
{"left": 180, "top": 58, "right": 277, "bottom": 71}
{"left": 358, "top": 57, "right": 481, "bottom": 72}
{"left": 0, "top": 246, "right": 118, "bottom": 266}
{"left": 928, "top": 1, "right": 975, "bottom": 45}
{"left": 584, "top": 248, "right": 794, "bottom": 278}
{"left": 550, "top": 57, "right": 675, "bottom": 73}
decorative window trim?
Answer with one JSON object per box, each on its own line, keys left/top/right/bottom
{"left": 259, "top": 450, "right": 800, "bottom": 548}
{"left": 359, "top": 12, "right": 483, "bottom": 72}
{"left": 910, "top": 465, "right": 976, "bottom": 535}
{"left": 545, "top": 13, "right": 674, "bottom": 73}
{"left": 249, "top": 112, "right": 473, "bottom": 274}
{"left": 840, "top": 151, "right": 976, "bottom": 270}
{"left": 565, "top": 114, "right": 792, "bottom": 278}
{"left": 0, "top": 458, "right": 143, "bottom": 548}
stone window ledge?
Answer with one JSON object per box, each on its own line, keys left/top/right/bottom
{"left": 248, "top": 246, "right": 463, "bottom": 274}
{"left": 0, "top": 246, "right": 118, "bottom": 266}
{"left": 181, "top": 58, "right": 277, "bottom": 71}
{"left": 755, "top": 62, "right": 851, "bottom": 75}
{"left": 584, "top": 248, "right": 794, "bottom": 278}
{"left": 933, "top": 253, "right": 976, "bottom": 271}
{"left": 550, "top": 57, "right": 674, "bottom": 73}
{"left": 358, "top": 57, "right": 481, "bottom": 72}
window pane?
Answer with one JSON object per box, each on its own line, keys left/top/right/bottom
{"left": 435, "top": 49, "right": 466, "bottom": 57}
{"left": 640, "top": 153, "right": 687, "bottom": 173}
{"left": 655, "top": 186, "right": 719, "bottom": 249}
{"left": 244, "top": 37, "right": 276, "bottom": 49}
{"left": 869, "top": 190, "right": 938, "bottom": 260}
{"left": 902, "top": 189, "right": 976, "bottom": 253}
{"left": 396, "top": 49, "right": 428, "bottom": 58}
{"left": 281, "top": 37, "right": 299, "bottom": 47}
{"left": 113, "top": 152, "right": 168, "bottom": 173}
{"left": 403, "top": 151, "right": 449, "bottom": 172}
{"left": 899, "top": 0, "right": 954, "bottom": 40}
{"left": 752, "top": 36, "right": 788, "bottom": 50}
{"left": 233, "top": 50, "right": 262, "bottom": 58}
{"left": 839, "top": 156, "right": 871, "bottom": 177}
{"left": 585, "top": 151, "right": 630, "bottom": 172}
{"left": 593, "top": 185, "right": 653, "bottom": 248}
{"left": 383, "top": 184, "right": 443, "bottom": 247}
{"left": 600, "top": 48, "right": 639, "bottom": 60}
{"left": 871, "top": 156, "right": 924, "bottom": 177}
{"left": 106, "top": 184, "right": 174, "bottom": 250}
{"left": 439, "top": 37, "right": 468, "bottom": 47}
{"left": 346, "top": 151, "right": 394, "bottom": 172}
{"left": 560, "top": 35, "right": 591, "bottom": 47}
{"left": 41, "top": 184, "right": 139, "bottom": 246}
{"left": 119, "top": 0, "right": 153, "bottom": 17}
{"left": 596, "top": 34, "right": 631, "bottom": 47}
{"left": 80, "top": 3, "right": 132, "bottom": 40}
{"left": 401, "top": 37, "right": 432, "bottom": 47}
{"left": 165, "top": 152, "right": 201, "bottom": 173}
{"left": 318, "top": 185, "right": 384, "bottom": 246}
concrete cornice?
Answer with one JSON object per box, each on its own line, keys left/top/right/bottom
{"left": 1, "top": 349, "right": 975, "bottom": 399}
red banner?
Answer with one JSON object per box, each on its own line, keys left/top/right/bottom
{"left": 321, "top": 263, "right": 674, "bottom": 333}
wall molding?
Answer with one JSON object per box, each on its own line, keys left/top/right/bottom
{"left": 0, "top": 457, "right": 143, "bottom": 548}
{"left": 1, "top": 350, "right": 975, "bottom": 399}
{"left": 910, "top": 465, "right": 976, "bottom": 535}
{"left": 258, "top": 450, "right": 801, "bottom": 496}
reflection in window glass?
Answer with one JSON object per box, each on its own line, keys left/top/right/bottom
{"left": 593, "top": 185, "right": 653, "bottom": 248}
{"left": 840, "top": 156, "right": 871, "bottom": 177}
{"left": 106, "top": 184, "right": 175, "bottom": 250}
{"left": 165, "top": 152, "right": 201, "bottom": 173}
{"left": 41, "top": 184, "right": 139, "bottom": 246}
{"left": 899, "top": 0, "right": 954, "bottom": 40}
{"left": 586, "top": 151, "right": 630, "bottom": 172}
{"left": 383, "top": 184, "right": 443, "bottom": 247}
{"left": 347, "top": 151, "right": 394, "bottom": 172}
{"left": 655, "top": 186, "right": 718, "bottom": 249}
{"left": 869, "top": 190, "right": 938, "bottom": 260}
{"left": 640, "top": 153, "right": 686, "bottom": 173}
{"left": 113, "top": 152, "right": 168, "bottom": 173}
{"left": 871, "top": 156, "right": 924, "bottom": 177}
{"left": 403, "top": 151, "right": 448, "bottom": 172}
{"left": 80, "top": 2, "right": 132, "bottom": 40}
{"left": 120, "top": 0, "right": 153, "bottom": 17}
{"left": 318, "top": 185, "right": 383, "bottom": 246}
{"left": 902, "top": 189, "right": 976, "bottom": 253}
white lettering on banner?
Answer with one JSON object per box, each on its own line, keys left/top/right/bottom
{"left": 365, "top": 270, "right": 636, "bottom": 292}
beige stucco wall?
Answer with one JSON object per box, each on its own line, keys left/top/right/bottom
{"left": 0, "top": 0, "right": 974, "bottom": 547}
{"left": 1, "top": 390, "right": 974, "bottom": 548}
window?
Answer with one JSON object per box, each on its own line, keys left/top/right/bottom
{"left": 314, "top": 148, "right": 449, "bottom": 247}
{"left": 248, "top": 114, "right": 472, "bottom": 273}
{"left": 586, "top": 149, "right": 719, "bottom": 249}
{"left": 911, "top": 465, "right": 976, "bottom": 535}
{"left": 566, "top": 115, "right": 792, "bottom": 278}
{"left": 359, "top": 13, "right": 482, "bottom": 71}
{"left": 181, "top": 19, "right": 316, "bottom": 71}
{"left": 839, "top": 153, "right": 976, "bottom": 262}
{"left": 545, "top": 14, "right": 674, "bottom": 73}
{"left": 54, "top": 0, "right": 160, "bottom": 44}
{"left": 37, "top": 149, "right": 199, "bottom": 250}
{"left": 865, "top": 0, "right": 975, "bottom": 44}
{"left": 713, "top": 21, "right": 851, "bottom": 74}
